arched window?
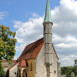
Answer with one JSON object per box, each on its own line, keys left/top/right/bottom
{"left": 30, "top": 63, "right": 32, "bottom": 71}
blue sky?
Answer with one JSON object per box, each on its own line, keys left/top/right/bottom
{"left": 0, "top": 0, "right": 77, "bottom": 66}
{"left": 0, "top": 0, "right": 60, "bottom": 58}
{"left": 0, "top": 0, "right": 60, "bottom": 36}
{"left": 0, "top": 0, "right": 60, "bottom": 26}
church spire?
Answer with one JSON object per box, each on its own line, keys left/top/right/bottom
{"left": 43, "top": 0, "right": 53, "bottom": 65}
{"left": 44, "top": 0, "right": 52, "bottom": 23}
{"left": 43, "top": 1, "right": 53, "bottom": 77}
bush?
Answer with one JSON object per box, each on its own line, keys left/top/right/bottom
{"left": 0, "top": 67, "right": 5, "bottom": 77}
{"left": 75, "top": 75, "right": 77, "bottom": 77}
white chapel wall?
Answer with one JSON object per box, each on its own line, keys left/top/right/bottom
{"left": 9, "top": 63, "right": 18, "bottom": 77}
{"left": 35, "top": 45, "right": 47, "bottom": 77}
{"left": 35, "top": 44, "right": 60, "bottom": 77}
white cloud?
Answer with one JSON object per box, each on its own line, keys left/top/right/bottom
{"left": 14, "top": 17, "right": 43, "bottom": 51}
{"left": 13, "top": 56, "right": 17, "bottom": 60}
{"left": 14, "top": 0, "right": 77, "bottom": 66}
{"left": 59, "top": 54, "right": 77, "bottom": 66}
{"left": 56, "top": 43, "right": 77, "bottom": 48}
{"left": 0, "top": 12, "right": 8, "bottom": 20}
{"left": 15, "top": 43, "right": 26, "bottom": 52}
{"left": 32, "top": 13, "right": 40, "bottom": 18}
{"left": 60, "top": 0, "right": 77, "bottom": 13}
{"left": 52, "top": 0, "right": 77, "bottom": 37}
{"left": 53, "top": 35, "right": 77, "bottom": 48}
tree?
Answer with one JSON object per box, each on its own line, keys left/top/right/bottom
{"left": 72, "top": 59, "right": 77, "bottom": 76}
{"left": 61, "top": 59, "right": 77, "bottom": 77}
{"left": 0, "top": 66, "right": 5, "bottom": 77}
{"left": 61, "top": 66, "right": 72, "bottom": 77}
{"left": 74, "top": 59, "right": 77, "bottom": 65}
{"left": 0, "top": 25, "right": 17, "bottom": 71}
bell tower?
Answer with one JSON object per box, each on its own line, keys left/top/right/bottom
{"left": 43, "top": 0, "right": 53, "bottom": 77}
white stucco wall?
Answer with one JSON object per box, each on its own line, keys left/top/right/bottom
{"left": 50, "top": 45, "right": 58, "bottom": 77}
{"left": 35, "top": 44, "right": 60, "bottom": 77}
{"left": 9, "top": 63, "right": 19, "bottom": 77}
{"left": 35, "top": 45, "right": 47, "bottom": 77}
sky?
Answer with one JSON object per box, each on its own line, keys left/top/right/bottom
{"left": 0, "top": 0, "right": 77, "bottom": 66}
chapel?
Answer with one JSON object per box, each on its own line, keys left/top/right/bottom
{"left": 8, "top": 0, "right": 66, "bottom": 77}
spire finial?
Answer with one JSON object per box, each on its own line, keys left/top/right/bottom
{"left": 43, "top": 0, "right": 52, "bottom": 23}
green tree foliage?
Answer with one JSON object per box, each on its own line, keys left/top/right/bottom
{"left": 72, "top": 65, "right": 77, "bottom": 76}
{"left": 74, "top": 59, "right": 77, "bottom": 65}
{"left": 61, "top": 66, "right": 72, "bottom": 77}
{"left": 61, "top": 59, "right": 77, "bottom": 77}
{"left": 0, "top": 25, "right": 17, "bottom": 70}
{"left": 0, "top": 66, "right": 5, "bottom": 77}
{"left": 75, "top": 75, "right": 77, "bottom": 77}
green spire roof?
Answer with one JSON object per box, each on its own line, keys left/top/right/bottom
{"left": 44, "top": 0, "right": 52, "bottom": 23}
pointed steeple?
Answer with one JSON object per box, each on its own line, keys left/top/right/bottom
{"left": 44, "top": 0, "right": 52, "bottom": 23}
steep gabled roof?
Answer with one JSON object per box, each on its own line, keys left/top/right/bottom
{"left": 17, "top": 38, "right": 59, "bottom": 61}
{"left": 17, "top": 38, "right": 44, "bottom": 61}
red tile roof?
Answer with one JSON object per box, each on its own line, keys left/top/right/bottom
{"left": 17, "top": 38, "right": 59, "bottom": 61}
{"left": 17, "top": 38, "right": 44, "bottom": 61}
{"left": 19, "top": 60, "right": 28, "bottom": 67}
{"left": 3, "top": 60, "right": 16, "bottom": 63}
{"left": 3, "top": 60, "right": 16, "bottom": 68}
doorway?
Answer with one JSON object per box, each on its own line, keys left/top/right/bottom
{"left": 23, "top": 69, "right": 27, "bottom": 77}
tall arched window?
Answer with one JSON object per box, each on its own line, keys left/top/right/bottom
{"left": 30, "top": 63, "right": 32, "bottom": 71}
